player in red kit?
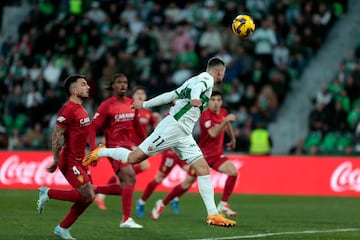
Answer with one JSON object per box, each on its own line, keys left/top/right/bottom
{"left": 89, "top": 73, "right": 145, "bottom": 228}
{"left": 151, "top": 90, "right": 238, "bottom": 220}
{"left": 37, "top": 74, "right": 93, "bottom": 240}
{"left": 136, "top": 148, "right": 191, "bottom": 217}
{"left": 94, "top": 85, "right": 160, "bottom": 211}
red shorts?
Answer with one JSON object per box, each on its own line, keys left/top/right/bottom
{"left": 205, "top": 154, "right": 229, "bottom": 170}
{"left": 108, "top": 158, "right": 130, "bottom": 174}
{"left": 158, "top": 149, "right": 187, "bottom": 175}
{"left": 58, "top": 150, "right": 91, "bottom": 188}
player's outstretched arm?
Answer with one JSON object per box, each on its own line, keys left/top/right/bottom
{"left": 142, "top": 91, "right": 178, "bottom": 109}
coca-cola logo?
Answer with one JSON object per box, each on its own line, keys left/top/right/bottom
{"left": 330, "top": 161, "right": 360, "bottom": 192}
{"left": 0, "top": 154, "right": 69, "bottom": 186}
{"left": 162, "top": 160, "right": 244, "bottom": 189}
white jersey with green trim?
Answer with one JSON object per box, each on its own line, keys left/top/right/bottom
{"left": 169, "top": 72, "right": 214, "bottom": 134}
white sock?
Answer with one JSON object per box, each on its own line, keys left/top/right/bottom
{"left": 197, "top": 175, "right": 218, "bottom": 215}
{"left": 138, "top": 198, "right": 145, "bottom": 205}
{"left": 97, "top": 193, "right": 106, "bottom": 200}
{"left": 98, "top": 148, "right": 130, "bottom": 162}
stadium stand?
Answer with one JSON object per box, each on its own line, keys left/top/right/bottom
{"left": 0, "top": 0, "right": 349, "bottom": 154}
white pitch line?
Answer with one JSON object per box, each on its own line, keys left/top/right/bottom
{"left": 191, "top": 228, "right": 360, "bottom": 240}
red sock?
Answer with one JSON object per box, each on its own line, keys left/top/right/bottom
{"left": 94, "top": 183, "right": 122, "bottom": 195}
{"left": 221, "top": 175, "right": 237, "bottom": 202}
{"left": 107, "top": 175, "right": 118, "bottom": 184}
{"left": 163, "top": 185, "right": 188, "bottom": 206}
{"left": 133, "top": 165, "right": 143, "bottom": 174}
{"left": 140, "top": 180, "right": 159, "bottom": 202}
{"left": 48, "top": 189, "right": 83, "bottom": 202}
{"left": 60, "top": 201, "right": 91, "bottom": 228}
{"left": 121, "top": 185, "right": 134, "bottom": 222}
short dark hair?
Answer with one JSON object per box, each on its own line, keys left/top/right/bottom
{"left": 132, "top": 85, "right": 146, "bottom": 95}
{"left": 207, "top": 57, "right": 225, "bottom": 70}
{"left": 211, "top": 89, "right": 223, "bottom": 98}
{"left": 105, "top": 73, "right": 127, "bottom": 90}
{"left": 64, "top": 74, "right": 86, "bottom": 96}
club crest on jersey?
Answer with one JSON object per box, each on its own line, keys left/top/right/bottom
{"left": 205, "top": 120, "right": 211, "bottom": 128}
{"left": 77, "top": 175, "right": 84, "bottom": 183}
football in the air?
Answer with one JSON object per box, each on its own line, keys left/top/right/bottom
{"left": 231, "top": 14, "right": 255, "bottom": 38}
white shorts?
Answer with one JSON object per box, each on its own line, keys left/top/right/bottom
{"left": 139, "top": 115, "right": 203, "bottom": 165}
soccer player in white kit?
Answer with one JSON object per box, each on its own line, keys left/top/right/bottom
{"left": 83, "top": 57, "right": 236, "bottom": 227}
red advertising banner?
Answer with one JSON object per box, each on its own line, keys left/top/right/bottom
{"left": 0, "top": 151, "right": 359, "bottom": 197}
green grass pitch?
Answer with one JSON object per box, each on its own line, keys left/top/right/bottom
{"left": 1, "top": 189, "right": 359, "bottom": 240}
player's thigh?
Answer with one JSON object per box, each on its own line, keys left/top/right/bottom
{"left": 60, "top": 161, "right": 91, "bottom": 189}
{"left": 172, "top": 135, "right": 203, "bottom": 165}
{"left": 189, "top": 157, "right": 210, "bottom": 176}
{"left": 214, "top": 155, "right": 238, "bottom": 176}
{"left": 139, "top": 119, "right": 183, "bottom": 155}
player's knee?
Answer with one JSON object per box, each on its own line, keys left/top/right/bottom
{"left": 78, "top": 183, "right": 95, "bottom": 203}
{"left": 155, "top": 175, "right": 165, "bottom": 183}
{"left": 228, "top": 169, "right": 238, "bottom": 176}
{"left": 181, "top": 177, "right": 195, "bottom": 189}
{"left": 192, "top": 159, "right": 210, "bottom": 176}
{"left": 140, "top": 160, "right": 150, "bottom": 170}
{"left": 117, "top": 171, "right": 136, "bottom": 185}
{"left": 228, "top": 164, "right": 238, "bottom": 176}
{"left": 83, "top": 190, "right": 95, "bottom": 203}
{"left": 181, "top": 182, "right": 191, "bottom": 190}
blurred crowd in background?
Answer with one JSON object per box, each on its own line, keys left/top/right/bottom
{"left": 0, "top": 0, "right": 353, "bottom": 155}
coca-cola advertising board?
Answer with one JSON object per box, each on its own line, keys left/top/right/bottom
{"left": 0, "top": 151, "right": 359, "bottom": 196}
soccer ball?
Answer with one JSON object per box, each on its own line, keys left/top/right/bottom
{"left": 231, "top": 14, "right": 255, "bottom": 38}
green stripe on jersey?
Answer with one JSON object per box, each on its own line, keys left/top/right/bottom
{"left": 200, "top": 80, "right": 208, "bottom": 89}
{"left": 174, "top": 103, "right": 192, "bottom": 120}
{"left": 199, "top": 93, "right": 209, "bottom": 112}
{"left": 178, "top": 88, "right": 191, "bottom": 99}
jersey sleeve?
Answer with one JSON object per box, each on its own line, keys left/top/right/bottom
{"left": 143, "top": 90, "right": 178, "bottom": 108}
{"left": 56, "top": 105, "right": 72, "bottom": 130}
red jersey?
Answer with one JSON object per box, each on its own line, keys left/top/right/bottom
{"left": 56, "top": 101, "right": 90, "bottom": 160}
{"left": 89, "top": 96, "right": 145, "bottom": 150}
{"left": 133, "top": 108, "right": 156, "bottom": 146}
{"left": 198, "top": 107, "right": 228, "bottom": 157}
